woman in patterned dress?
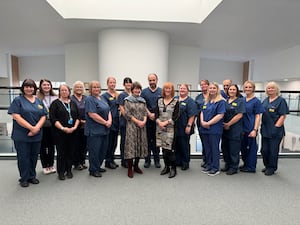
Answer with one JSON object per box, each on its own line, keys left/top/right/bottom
{"left": 124, "top": 82, "right": 148, "bottom": 178}
{"left": 156, "top": 82, "right": 180, "bottom": 178}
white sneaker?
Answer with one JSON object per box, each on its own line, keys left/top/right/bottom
{"left": 43, "top": 167, "right": 51, "bottom": 175}
{"left": 50, "top": 166, "right": 56, "bottom": 173}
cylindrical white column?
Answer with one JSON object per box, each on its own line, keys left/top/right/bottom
{"left": 98, "top": 29, "right": 169, "bottom": 89}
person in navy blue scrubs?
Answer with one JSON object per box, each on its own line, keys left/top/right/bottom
{"left": 50, "top": 84, "right": 80, "bottom": 180}
{"left": 240, "top": 80, "right": 265, "bottom": 173}
{"left": 102, "top": 77, "right": 120, "bottom": 169}
{"left": 261, "top": 81, "right": 289, "bottom": 176}
{"left": 85, "top": 81, "right": 112, "bottom": 178}
{"left": 221, "top": 79, "right": 232, "bottom": 99}
{"left": 8, "top": 79, "right": 47, "bottom": 187}
{"left": 221, "top": 84, "right": 245, "bottom": 175}
{"left": 200, "top": 82, "right": 225, "bottom": 176}
{"left": 195, "top": 79, "right": 210, "bottom": 167}
{"left": 175, "top": 84, "right": 197, "bottom": 170}
{"left": 141, "top": 73, "right": 162, "bottom": 168}
{"left": 116, "top": 77, "right": 132, "bottom": 168}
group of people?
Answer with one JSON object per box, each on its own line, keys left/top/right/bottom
{"left": 8, "top": 74, "right": 289, "bottom": 188}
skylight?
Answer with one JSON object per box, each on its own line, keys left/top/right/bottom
{"left": 46, "top": 0, "right": 223, "bottom": 24}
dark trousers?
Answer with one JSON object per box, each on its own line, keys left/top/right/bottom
{"left": 73, "top": 128, "right": 87, "bottom": 166}
{"left": 55, "top": 134, "right": 75, "bottom": 175}
{"left": 87, "top": 135, "right": 108, "bottom": 173}
{"left": 261, "top": 137, "right": 282, "bottom": 172}
{"left": 14, "top": 141, "right": 40, "bottom": 182}
{"left": 120, "top": 126, "right": 126, "bottom": 165}
{"left": 199, "top": 132, "right": 206, "bottom": 164}
{"left": 145, "top": 120, "right": 160, "bottom": 163}
{"left": 105, "top": 130, "right": 118, "bottom": 164}
{"left": 241, "top": 133, "right": 258, "bottom": 171}
{"left": 40, "top": 126, "right": 55, "bottom": 168}
{"left": 221, "top": 136, "right": 241, "bottom": 171}
{"left": 175, "top": 135, "right": 191, "bottom": 167}
{"left": 202, "top": 134, "right": 221, "bottom": 171}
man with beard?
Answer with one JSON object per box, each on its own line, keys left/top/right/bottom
{"left": 141, "top": 73, "right": 162, "bottom": 168}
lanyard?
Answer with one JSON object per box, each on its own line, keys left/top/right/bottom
{"left": 60, "top": 99, "right": 72, "bottom": 120}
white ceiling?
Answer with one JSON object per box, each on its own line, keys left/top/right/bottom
{"left": 1, "top": 0, "right": 300, "bottom": 61}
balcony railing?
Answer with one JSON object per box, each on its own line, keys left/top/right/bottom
{"left": 1, "top": 87, "right": 300, "bottom": 157}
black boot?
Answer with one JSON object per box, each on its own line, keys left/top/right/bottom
{"left": 160, "top": 158, "right": 170, "bottom": 175}
{"left": 134, "top": 158, "right": 143, "bottom": 174}
{"left": 169, "top": 166, "right": 177, "bottom": 178}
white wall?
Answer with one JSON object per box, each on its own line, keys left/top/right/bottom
{"left": 65, "top": 42, "right": 98, "bottom": 86}
{"left": 98, "top": 29, "right": 169, "bottom": 89}
{"left": 253, "top": 45, "right": 300, "bottom": 82}
{"left": 168, "top": 45, "right": 200, "bottom": 90}
{"left": 199, "top": 58, "right": 244, "bottom": 87}
{"left": 0, "top": 53, "right": 8, "bottom": 78}
{"left": 19, "top": 55, "right": 65, "bottom": 82}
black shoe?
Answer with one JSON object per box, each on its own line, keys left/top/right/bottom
{"left": 20, "top": 181, "right": 29, "bottom": 188}
{"left": 90, "top": 171, "right": 102, "bottom": 177}
{"left": 58, "top": 174, "right": 65, "bottom": 180}
{"left": 168, "top": 168, "right": 177, "bottom": 178}
{"left": 144, "top": 161, "right": 151, "bottom": 168}
{"left": 74, "top": 165, "right": 84, "bottom": 170}
{"left": 264, "top": 169, "right": 274, "bottom": 176}
{"left": 82, "top": 164, "right": 88, "bottom": 169}
{"left": 154, "top": 161, "right": 161, "bottom": 168}
{"left": 28, "top": 178, "right": 40, "bottom": 184}
{"left": 112, "top": 161, "right": 119, "bottom": 167}
{"left": 105, "top": 162, "right": 117, "bottom": 169}
{"left": 99, "top": 168, "right": 106, "bottom": 172}
{"left": 66, "top": 172, "right": 73, "bottom": 179}
{"left": 160, "top": 166, "right": 170, "bottom": 175}
{"left": 121, "top": 161, "right": 128, "bottom": 168}
{"left": 261, "top": 168, "right": 266, "bottom": 173}
{"left": 221, "top": 167, "right": 229, "bottom": 172}
{"left": 239, "top": 165, "right": 246, "bottom": 170}
{"left": 240, "top": 167, "right": 256, "bottom": 173}
{"left": 226, "top": 169, "right": 237, "bottom": 175}
{"left": 201, "top": 162, "right": 207, "bottom": 168}
{"left": 181, "top": 165, "right": 189, "bottom": 171}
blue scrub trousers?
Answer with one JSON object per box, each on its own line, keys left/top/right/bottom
{"left": 221, "top": 136, "right": 241, "bottom": 171}
{"left": 105, "top": 130, "right": 118, "bottom": 164}
{"left": 14, "top": 141, "right": 41, "bottom": 182}
{"left": 261, "top": 137, "right": 282, "bottom": 172}
{"left": 120, "top": 126, "right": 126, "bottom": 165}
{"left": 88, "top": 135, "right": 108, "bottom": 173}
{"left": 202, "top": 134, "right": 221, "bottom": 171}
{"left": 241, "top": 133, "right": 258, "bottom": 171}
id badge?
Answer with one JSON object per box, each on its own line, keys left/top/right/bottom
{"left": 68, "top": 118, "right": 73, "bottom": 125}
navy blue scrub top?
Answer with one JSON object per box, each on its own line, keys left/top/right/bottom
{"left": 116, "top": 91, "right": 129, "bottom": 128}
{"left": 242, "top": 97, "right": 265, "bottom": 133}
{"left": 200, "top": 99, "right": 226, "bottom": 135}
{"left": 261, "top": 96, "right": 289, "bottom": 138}
{"left": 85, "top": 95, "right": 110, "bottom": 136}
{"left": 176, "top": 96, "right": 198, "bottom": 136}
{"left": 223, "top": 97, "right": 246, "bottom": 139}
{"left": 101, "top": 92, "right": 119, "bottom": 132}
{"left": 141, "top": 87, "right": 162, "bottom": 113}
{"left": 8, "top": 96, "right": 47, "bottom": 142}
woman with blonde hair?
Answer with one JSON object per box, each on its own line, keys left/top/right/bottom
{"left": 261, "top": 81, "right": 289, "bottom": 176}
{"left": 200, "top": 82, "right": 226, "bottom": 176}
{"left": 71, "top": 81, "right": 88, "bottom": 170}
{"left": 156, "top": 82, "right": 180, "bottom": 178}
{"left": 240, "top": 80, "right": 264, "bottom": 173}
